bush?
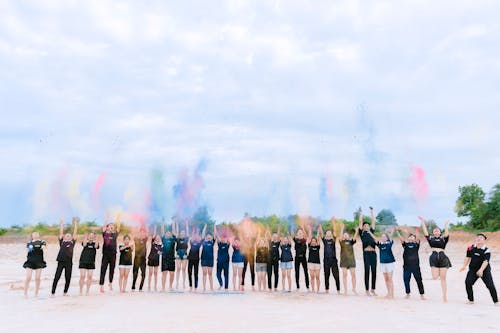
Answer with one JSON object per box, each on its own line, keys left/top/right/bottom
{"left": 0, "top": 228, "right": 7, "bottom": 236}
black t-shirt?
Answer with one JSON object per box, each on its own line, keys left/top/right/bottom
{"left": 26, "top": 240, "right": 46, "bottom": 262}
{"left": 294, "top": 237, "right": 307, "bottom": 258}
{"left": 80, "top": 241, "right": 99, "bottom": 264}
{"left": 269, "top": 241, "right": 280, "bottom": 262}
{"left": 359, "top": 227, "right": 376, "bottom": 250}
{"left": 322, "top": 237, "right": 336, "bottom": 260}
{"left": 56, "top": 238, "right": 75, "bottom": 262}
{"left": 161, "top": 236, "right": 176, "bottom": 259}
{"left": 308, "top": 244, "right": 320, "bottom": 264}
{"left": 176, "top": 237, "right": 189, "bottom": 251}
{"left": 148, "top": 242, "right": 163, "bottom": 261}
{"left": 467, "top": 244, "right": 491, "bottom": 271}
{"left": 134, "top": 236, "right": 148, "bottom": 258}
{"left": 256, "top": 246, "right": 269, "bottom": 264}
{"left": 103, "top": 231, "right": 118, "bottom": 254}
{"left": 280, "top": 244, "right": 293, "bottom": 262}
{"left": 402, "top": 241, "right": 420, "bottom": 267}
{"left": 119, "top": 244, "right": 133, "bottom": 265}
{"left": 189, "top": 240, "right": 202, "bottom": 260}
{"left": 426, "top": 235, "right": 449, "bottom": 249}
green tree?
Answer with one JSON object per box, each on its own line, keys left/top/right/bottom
{"left": 455, "top": 184, "right": 485, "bottom": 217}
{"left": 376, "top": 209, "right": 398, "bottom": 225}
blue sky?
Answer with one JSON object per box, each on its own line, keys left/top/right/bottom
{"left": 0, "top": 0, "right": 499, "bottom": 227}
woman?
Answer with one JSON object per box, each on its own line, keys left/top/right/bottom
{"left": 358, "top": 207, "right": 377, "bottom": 296}
{"left": 23, "top": 231, "right": 47, "bottom": 298}
{"left": 118, "top": 235, "right": 134, "bottom": 292}
{"left": 160, "top": 221, "right": 176, "bottom": 291}
{"left": 99, "top": 213, "right": 121, "bottom": 293}
{"left": 267, "top": 231, "right": 281, "bottom": 292}
{"left": 79, "top": 231, "right": 100, "bottom": 295}
{"left": 280, "top": 236, "right": 293, "bottom": 292}
{"left": 395, "top": 227, "right": 425, "bottom": 300}
{"left": 308, "top": 235, "right": 321, "bottom": 293}
{"left": 368, "top": 228, "right": 396, "bottom": 299}
{"left": 420, "top": 216, "right": 451, "bottom": 302}
{"left": 215, "top": 225, "right": 230, "bottom": 291}
{"left": 293, "top": 228, "right": 310, "bottom": 291}
{"left": 174, "top": 220, "right": 189, "bottom": 290}
{"left": 147, "top": 227, "right": 162, "bottom": 292}
{"left": 200, "top": 224, "right": 215, "bottom": 292}
{"left": 319, "top": 219, "right": 340, "bottom": 294}
{"left": 339, "top": 223, "right": 358, "bottom": 296}
{"left": 231, "top": 238, "right": 245, "bottom": 291}
{"left": 52, "top": 217, "right": 78, "bottom": 296}
{"left": 187, "top": 224, "right": 202, "bottom": 292}
{"left": 132, "top": 227, "right": 149, "bottom": 292}
{"left": 255, "top": 237, "right": 269, "bottom": 292}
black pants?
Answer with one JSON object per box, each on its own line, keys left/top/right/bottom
{"left": 188, "top": 259, "right": 199, "bottom": 288}
{"left": 403, "top": 266, "right": 424, "bottom": 294}
{"left": 52, "top": 261, "right": 72, "bottom": 294}
{"left": 217, "top": 261, "right": 229, "bottom": 289}
{"left": 132, "top": 256, "right": 146, "bottom": 290}
{"left": 324, "top": 258, "right": 340, "bottom": 291}
{"left": 267, "top": 261, "right": 279, "bottom": 289}
{"left": 99, "top": 253, "right": 116, "bottom": 285}
{"left": 295, "top": 256, "right": 309, "bottom": 289}
{"left": 466, "top": 268, "right": 498, "bottom": 303}
{"left": 242, "top": 257, "right": 255, "bottom": 286}
{"left": 363, "top": 251, "right": 377, "bottom": 291}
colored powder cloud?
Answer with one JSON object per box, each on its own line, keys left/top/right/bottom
{"left": 172, "top": 158, "right": 207, "bottom": 221}
{"left": 409, "top": 165, "right": 429, "bottom": 202}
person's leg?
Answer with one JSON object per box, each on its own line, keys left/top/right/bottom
{"left": 99, "top": 255, "right": 109, "bottom": 289}
{"left": 414, "top": 267, "right": 425, "bottom": 297}
{"left": 267, "top": 262, "right": 272, "bottom": 290}
{"left": 193, "top": 260, "right": 199, "bottom": 290}
{"left": 34, "top": 269, "right": 42, "bottom": 297}
{"left": 148, "top": 266, "right": 153, "bottom": 291}
{"left": 52, "top": 262, "right": 64, "bottom": 295}
{"left": 80, "top": 269, "right": 87, "bottom": 295}
{"left": 250, "top": 259, "right": 256, "bottom": 288}
{"left": 370, "top": 254, "right": 377, "bottom": 293}
{"left": 24, "top": 268, "right": 33, "bottom": 297}
{"left": 465, "top": 270, "right": 479, "bottom": 303}
{"left": 162, "top": 270, "right": 167, "bottom": 291}
{"left": 118, "top": 268, "right": 123, "bottom": 292}
{"left": 237, "top": 266, "right": 243, "bottom": 290}
{"left": 175, "top": 259, "right": 181, "bottom": 289}
{"left": 287, "top": 269, "right": 292, "bottom": 291}
{"left": 188, "top": 260, "right": 194, "bottom": 289}
{"left": 224, "top": 262, "right": 229, "bottom": 290}
{"left": 324, "top": 262, "right": 331, "bottom": 292}
{"left": 350, "top": 268, "right": 357, "bottom": 294}
{"left": 309, "top": 268, "right": 315, "bottom": 291}
{"left": 208, "top": 267, "right": 214, "bottom": 290}
{"left": 332, "top": 260, "right": 340, "bottom": 293}
{"left": 63, "top": 262, "right": 72, "bottom": 294}
{"left": 153, "top": 266, "right": 158, "bottom": 291}
{"left": 139, "top": 258, "right": 146, "bottom": 290}
{"left": 108, "top": 254, "right": 116, "bottom": 289}
{"left": 363, "top": 252, "right": 370, "bottom": 293}
{"left": 403, "top": 268, "right": 411, "bottom": 296}
{"left": 169, "top": 271, "right": 175, "bottom": 289}
{"left": 480, "top": 269, "right": 498, "bottom": 303}
{"left": 86, "top": 270, "right": 94, "bottom": 295}
{"left": 182, "top": 259, "right": 188, "bottom": 289}
{"left": 132, "top": 257, "right": 139, "bottom": 290}
{"left": 439, "top": 268, "right": 448, "bottom": 302}
{"left": 273, "top": 262, "right": 279, "bottom": 289}
{"left": 342, "top": 268, "right": 348, "bottom": 295}
{"left": 216, "top": 262, "right": 223, "bottom": 288}
{"left": 388, "top": 271, "right": 394, "bottom": 298}
{"left": 294, "top": 258, "right": 301, "bottom": 289}
{"left": 302, "top": 258, "right": 310, "bottom": 289}
{"left": 242, "top": 258, "right": 248, "bottom": 287}
{"left": 431, "top": 267, "right": 439, "bottom": 280}
{"left": 124, "top": 268, "right": 130, "bottom": 291}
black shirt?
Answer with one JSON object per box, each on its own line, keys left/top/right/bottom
{"left": 148, "top": 242, "right": 163, "bottom": 261}
{"left": 425, "top": 235, "right": 449, "bottom": 249}
{"left": 308, "top": 244, "right": 320, "bottom": 264}
{"left": 56, "top": 238, "right": 75, "bottom": 262}
{"left": 103, "top": 231, "right": 118, "bottom": 254}
{"left": 322, "top": 237, "right": 336, "bottom": 260}
{"left": 80, "top": 241, "right": 99, "bottom": 264}
{"left": 402, "top": 241, "right": 420, "bottom": 268}
{"left": 134, "top": 236, "right": 148, "bottom": 258}
{"left": 280, "top": 244, "right": 293, "bottom": 262}
{"left": 467, "top": 244, "right": 491, "bottom": 271}
{"left": 359, "top": 227, "right": 376, "bottom": 250}
{"left": 26, "top": 240, "right": 46, "bottom": 263}
{"left": 161, "top": 236, "right": 176, "bottom": 259}
{"left": 256, "top": 246, "right": 269, "bottom": 264}
{"left": 189, "top": 240, "right": 202, "bottom": 260}
{"left": 119, "top": 244, "right": 133, "bottom": 265}
{"left": 294, "top": 238, "right": 307, "bottom": 258}
{"left": 176, "top": 237, "right": 189, "bottom": 251}
{"left": 269, "top": 241, "right": 280, "bottom": 262}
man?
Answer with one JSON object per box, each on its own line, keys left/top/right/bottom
{"left": 358, "top": 207, "right": 377, "bottom": 296}
{"left": 460, "top": 233, "right": 498, "bottom": 305}
{"left": 99, "top": 213, "right": 121, "bottom": 293}
{"left": 132, "top": 227, "right": 148, "bottom": 291}
{"left": 319, "top": 218, "right": 340, "bottom": 294}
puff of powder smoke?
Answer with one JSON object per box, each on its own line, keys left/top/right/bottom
{"left": 409, "top": 165, "right": 429, "bottom": 203}
{"left": 172, "top": 159, "right": 207, "bottom": 221}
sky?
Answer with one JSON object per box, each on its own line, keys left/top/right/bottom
{"left": 0, "top": 0, "right": 499, "bottom": 227}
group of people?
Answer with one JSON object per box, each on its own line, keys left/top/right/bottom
{"left": 22, "top": 208, "right": 498, "bottom": 305}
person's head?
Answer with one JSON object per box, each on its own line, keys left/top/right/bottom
{"left": 432, "top": 227, "right": 442, "bottom": 237}
{"left": 325, "top": 230, "right": 333, "bottom": 239}
{"left": 476, "top": 233, "right": 487, "bottom": 246}
{"left": 310, "top": 237, "right": 318, "bottom": 246}
{"left": 31, "top": 231, "right": 40, "bottom": 241}
{"left": 362, "top": 222, "right": 370, "bottom": 231}
{"left": 192, "top": 233, "right": 200, "bottom": 242}
{"left": 63, "top": 233, "right": 72, "bottom": 241}
{"left": 257, "top": 238, "right": 266, "bottom": 247}
{"left": 205, "top": 233, "right": 213, "bottom": 241}
{"left": 343, "top": 232, "right": 351, "bottom": 240}
{"left": 281, "top": 237, "right": 290, "bottom": 245}
{"left": 296, "top": 229, "right": 305, "bottom": 239}
{"left": 381, "top": 233, "right": 389, "bottom": 242}
{"left": 164, "top": 230, "right": 172, "bottom": 238}
{"left": 219, "top": 233, "right": 228, "bottom": 243}
{"left": 139, "top": 227, "right": 147, "bottom": 238}
{"left": 123, "top": 234, "right": 131, "bottom": 245}
{"left": 154, "top": 235, "right": 162, "bottom": 243}
{"left": 233, "top": 238, "right": 240, "bottom": 247}
{"left": 180, "top": 230, "right": 186, "bottom": 238}
{"left": 407, "top": 234, "right": 416, "bottom": 242}
{"left": 272, "top": 233, "right": 279, "bottom": 242}
{"left": 106, "top": 223, "right": 116, "bottom": 233}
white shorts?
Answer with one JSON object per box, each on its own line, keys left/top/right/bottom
{"left": 232, "top": 262, "right": 244, "bottom": 269}
{"left": 308, "top": 263, "right": 321, "bottom": 270}
{"left": 119, "top": 265, "right": 132, "bottom": 269}
{"left": 380, "top": 263, "right": 394, "bottom": 273}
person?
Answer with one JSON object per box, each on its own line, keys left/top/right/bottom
{"left": 358, "top": 207, "right": 377, "bottom": 296}
{"left": 319, "top": 218, "right": 340, "bottom": 294}
{"left": 293, "top": 227, "right": 310, "bottom": 291}
{"left": 395, "top": 227, "right": 425, "bottom": 300}
{"left": 267, "top": 230, "right": 280, "bottom": 292}
{"left": 231, "top": 237, "right": 245, "bottom": 291}
{"left": 215, "top": 225, "right": 230, "bottom": 291}
{"left": 161, "top": 220, "right": 176, "bottom": 292}
{"left": 147, "top": 226, "right": 162, "bottom": 292}
{"left": 241, "top": 228, "right": 256, "bottom": 291}
{"left": 79, "top": 231, "right": 100, "bottom": 295}
{"left": 420, "top": 216, "right": 451, "bottom": 302}
{"left": 51, "top": 217, "right": 78, "bottom": 296}
{"left": 308, "top": 233, "right": 321, "bottom": 293}
{"left": 174, "top": 219, "right": 189, "bottom": 290}
{"left": 200, "top": 224, "right": 215, "bottom": 292}
{"left": 280, "top": 235, "right": 293, "bottom": 292}
{"left": 187, "top": 222, "right": 202, "bottom": 292}
{"left": 23, "top": 231, "right": 47, "bottom": 297}
{"left": 339, "top": 223, "right": 358, "bottom": 296}
{"left": 368, "top": 228, "right": 396, "bottom": 299}
{"left": 99, "top": 213, "right": 121, "bottom": 293}
{"left": 460, "top": 233, "right": 498, "bottom": 305}
{"left": 132, "top": 227, "right": 148, "bottom": 291}
{"left": 118, "top": 235, "right": 134, "bottom": 292}
{"left": 255, "top": 236, "right": 269, "bottom": 292}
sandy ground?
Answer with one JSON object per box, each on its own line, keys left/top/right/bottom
{"left": 0, "top": 232, "right": 498, "bottom": 333}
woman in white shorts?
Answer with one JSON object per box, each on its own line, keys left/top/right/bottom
{"left": 118, "top": 235, "right": 135, "bottom": 292}
{"left": 280, "top": 236, "right": 293, "bottom": 292}
{"left": 231, "top": 238, "right": 245, "bottom": 291}
{"left": 255, "top": 238, "right": 269, "bottom": 291}
{"left": 367, "top": 228, "right": 396, "bottom": 299}
{"left": 308, "top": 236, "right": 321, "bottom": 293}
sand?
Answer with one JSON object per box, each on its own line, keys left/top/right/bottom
{"left": 0, "top": 232, "right": 498, "bottom": 333}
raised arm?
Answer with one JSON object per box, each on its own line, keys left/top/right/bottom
{"left": 370, "top": 207, "right": 375, "bottom": 229}
{"left": 318, "top": 224, "right": 324, "bottom": 239}
{"left": 115, "top": 213, "right": 121, "bottom": 233}
{"left": 82, "top": 233, "right": 88, "bottom": 247}
{"left": 339, "top": 223, "right": 345, "bottom": 239}
{"left": 358, "top": 208, "right": 363, "bottom": 230}
{"left": 72, "top": 217, "right": 79, "bottom": 240}
{"left": 354, "top": 226, "right": 359, "bottom": 238}
{"left": 59, "top": 217, "right": 64, "bottom": 239}
{"left": 265, "top": 227, "right": 271, "bottom": 241}
{"left": 418, "top": 216, "right": 429, "bottom": 237}
{"left": 102, "top": 212, "right": 109, "bottom": 232}
{"left": 443, "top": 220, "right": 449, "bottom": 238}
{"left": 331, "top": 216, "right": 337, "bottom": 238}
{"left": 395, "top": 227, "right": 405, "bottom": 242}
{"left": 201, "top": 224, "right": 207, "bottom": 239}
{"left": 172, "top": 218, "right": 177, "bottom": 236}
{"left": 161, "top": 217, "right": 165, "bottom": 236}
{"left": 185, "top": 219, "right": 189, "bottom": 237}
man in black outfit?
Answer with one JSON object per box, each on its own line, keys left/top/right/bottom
{"left": 132, "top": 227, "right": 148, "bottom": 291}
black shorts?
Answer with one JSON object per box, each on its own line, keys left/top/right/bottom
{"left": 23, "top": 260, "right": 46, "bottom": 270}
{"left": 161, "top": 258, "right": 175, "bottom": 272}
{"left": 429, "top": 251, "right": 451, "bottom": 268}
{"left": 148, "top": 258, "right": 160, "bottom": 267}
{"left": 79, "top": 262, "right": 95, "bottom": 270}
